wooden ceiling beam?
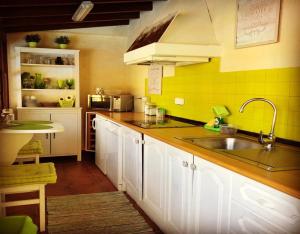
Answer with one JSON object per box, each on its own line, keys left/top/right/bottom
{"left": 0, "top": 2, "right": 152, "bottom": 18}
{"left": 0, "top": 0, "right": 166, "bottom": 7}
{"left": 4, "top": 20, "right": 130, "bottom": 33}
{"left": 2, "top": 12, "right": 140, "bottom": 27}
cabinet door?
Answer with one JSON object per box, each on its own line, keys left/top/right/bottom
{"left": 17, "top": 110, "right": 51, "bottom": 155}
{"left": 143, "top": 135, "right": 167, "bottom": 228}
{"left": 50, "top": 112, "right": 78, "bottom": 156}
{"left": 165, "top": 145, "right": 193, "bottom": 234}
{"left": 231, "top": 172, "right": 300, "bottom": 232}
{"left": 122, "top": 126, "right": 142, "bottom": 201}
{"left": 190, "top": 156, "right": 232, "bottom": 234}
{"left": 94, "top": 116, "right": 108, "bottom": 174}
{"left": 230, "top": 200, "right": 286, "bottom": 234}
{"left": 105, "top": 121, "right": 122, "bottom": 190}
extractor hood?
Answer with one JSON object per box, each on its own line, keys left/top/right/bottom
{"left": 124, "top": 13, "right": 222, "bottom": 66}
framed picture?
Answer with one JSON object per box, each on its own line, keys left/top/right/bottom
{"left": 235, "top": 0, "right": 281, "bottom": 48}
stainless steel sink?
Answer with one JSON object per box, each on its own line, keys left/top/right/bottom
{"left": 180, "top": 136, "right": 262, "bottom": 150}
{"left": 176, "top": 136, "right": 300, "bottom": 171}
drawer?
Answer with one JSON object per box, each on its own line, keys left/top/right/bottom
{"left": 230, "top": 200, "right": 286, "bottom": 234}
{"left": 232, "top": 173, "right": 300, "bottom": 231}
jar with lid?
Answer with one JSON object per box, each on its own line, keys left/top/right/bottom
{"left": 144, "top": 102, "right": 157, "bottom": 116}
{"left": 156, "top": 107, "right": 166, "bottom": 120}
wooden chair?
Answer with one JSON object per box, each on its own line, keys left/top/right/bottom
{"left": 0, "top": 163, "right": 57, "bottom": 232}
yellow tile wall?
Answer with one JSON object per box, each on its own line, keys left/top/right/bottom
{"left": 146, "top": 58, "right": 300, "bottom": 142}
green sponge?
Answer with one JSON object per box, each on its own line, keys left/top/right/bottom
{"left": 212, "top": 105, "right": 230, "bottom": 117}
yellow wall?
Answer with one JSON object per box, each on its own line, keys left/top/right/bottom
{"left": 125, "top": 0, "right": 300, "bottom": 141}
{"left": 126, "top": 0, "right": 300, "bottom": 98}
{"left": 147, "top": 59, "right": 300, "bottom": 141}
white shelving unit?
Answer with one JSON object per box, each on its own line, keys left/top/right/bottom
{"left": 9, "top": 47, "right": 82, "bottom": 161}
{"left": 11, "top": 47, "right": 80, "bottom": 108}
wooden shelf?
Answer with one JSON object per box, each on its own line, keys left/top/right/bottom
{"left": 85, "top": 112, "right": 96, "bottom": 152}
{"left": 13, "top": 47, "right": 80, "bottom": 108}
{"left": 22, "top": 88, "right": 75, "bottom": 91}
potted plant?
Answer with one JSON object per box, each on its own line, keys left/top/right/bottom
{"left": 55, "top": 36, "right": 70, "bottom": 49}
{"left": 25, "top": 34, "right": 41, "bottom": 48}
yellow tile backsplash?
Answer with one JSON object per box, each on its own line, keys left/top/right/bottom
{"left": 146, "top": 58, "right": 300, "bottom": 142}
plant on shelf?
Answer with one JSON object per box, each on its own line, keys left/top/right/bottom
{"left": 21, "top": 72, "right": 35, "bottom": 89}
{"left": 55, "top": 36, "right": 70, "bottom": 49}
{"left": 34, "top": 73, "right": 46, "bottom": 89}
{"left": 25, "top": 34, "right": 41, "bottom": 48}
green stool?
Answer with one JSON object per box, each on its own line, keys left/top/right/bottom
{"left": 0, "top": 163, "right": 57, "bottom": 232}
{"left": 0, "top": 216, "right": 37, "bottom": 234}
{"left": 17, "top": 140, "right": 43, "bottom": 164}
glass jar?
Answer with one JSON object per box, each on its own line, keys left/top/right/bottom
{"left": 144, "top": 102, "right": 156, "bottom": 116}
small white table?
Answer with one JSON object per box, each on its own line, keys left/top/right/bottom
{"left": 0, "top": 122, "right": 64, "bottom": 166}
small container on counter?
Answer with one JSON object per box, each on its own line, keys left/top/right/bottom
{"left": 156, "top": 107, "right": 166, "bottom": 120}
{"left": 144, "top": 102, "right": 157, "bottom": 116}
{"left": 220, "top": 124, "right": 238, "bottom": 135}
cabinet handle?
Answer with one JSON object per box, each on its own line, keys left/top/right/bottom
{"left": 46, "top": 133, "right": 49, "bottom": 139}
{"left": 92, "top": 118, "right": 96, "bottom": 130}
{"left": 190, "top": 163, "right": 196, "bottom": 170}
{"left": 182, "top": 161, "right": 188, "bottom": 167}
{"left": 53, "top": 133, "right": 56, "bottom": 139}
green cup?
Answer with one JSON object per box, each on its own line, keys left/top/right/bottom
{"left": 57, "top": 80, "right": 65, "bottom": 89}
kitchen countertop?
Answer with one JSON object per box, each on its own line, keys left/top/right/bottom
{"left": 95, "top": 111, "right": 300, "bottom": 199}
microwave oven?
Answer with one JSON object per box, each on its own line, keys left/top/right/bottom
{"left": 87, "top": 94, "right": 113, "bottom": 111}
{"left": 88, "top": 94, "right": 133, "bottom": 112}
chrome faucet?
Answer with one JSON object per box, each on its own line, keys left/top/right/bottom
{"left": 239, "top": 98, "right": 277, "bottom": 149}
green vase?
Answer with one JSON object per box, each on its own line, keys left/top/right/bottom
{"left": 59, "top": 44, "right": 67, "bottom": 49}
{"left": 28, "top": 42, "right": 37, "bottom": 48}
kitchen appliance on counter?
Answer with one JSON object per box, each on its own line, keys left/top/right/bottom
{"left": 125, "top": 118, "right": 197, "bottom": 129}
{"left": 88, "top": 94, "right": 113, "bottom": 111}
{"left": 88, "top": 94, "right": 133, "bottom": 112}
{"left": 112, "top": 95, "right": 133, "bottom": 112}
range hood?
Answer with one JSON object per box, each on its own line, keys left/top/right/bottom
{"left": 124, "top": 13, "right": 222, "bottom": 66}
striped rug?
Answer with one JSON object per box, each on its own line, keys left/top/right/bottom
{"left": 47, "top": 191, "right": 155, "bottom": 234}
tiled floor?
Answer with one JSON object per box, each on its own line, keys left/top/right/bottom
{"left": 5, "top": 152, "right": 161, "bottom": 234}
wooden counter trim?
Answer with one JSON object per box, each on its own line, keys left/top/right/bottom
{"left": 94, "top": 111, "right": 300, "bottom": 199}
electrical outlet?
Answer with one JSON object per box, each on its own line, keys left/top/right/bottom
{"left": 175, "top": 98, "right": 184, "bottom": 105}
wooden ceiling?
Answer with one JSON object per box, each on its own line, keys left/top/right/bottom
{"left": 0, "top": 0, "right": 166, "bottom": 33}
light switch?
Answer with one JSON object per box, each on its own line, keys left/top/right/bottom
{"left": 175, "top": 97, "right": 184, "bottom": 105}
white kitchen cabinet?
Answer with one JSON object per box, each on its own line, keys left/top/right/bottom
{"left": 10, "top": 47, "right": 80, "bottom": 108}
{"left": 94, "top": 115, "right": 107, "bottom": 174}
{"left": 94, "top": 114, "right": 122, "bottom": 190}
{"left": 17, "top": 107, "right": 82, "bottom": 161}
{"left": 230, "top": 172, "right": 300, "bottom": 233}
{"left": 190, "top": 156, "right": 232, "bottom": 234}
{"left": 122, "top": 126, "right": 143, "bottom": 202}
{"left": 142, "top": 136, "right": 232, "bottom": 234}
{"left": 230, "top": 200, "right": 286, "bottom": 234}
{"left": 165, "top": 145, "right": 193, "bottom": 234}
{"left": 142, "top": 135, "right": 167, "bottom": 230}
{"left": 105, "top": 120, "right": 122, "bottom": 190}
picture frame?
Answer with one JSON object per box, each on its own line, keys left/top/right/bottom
{"left": 235, "top": 0, "right": 281, "bottom": 48}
